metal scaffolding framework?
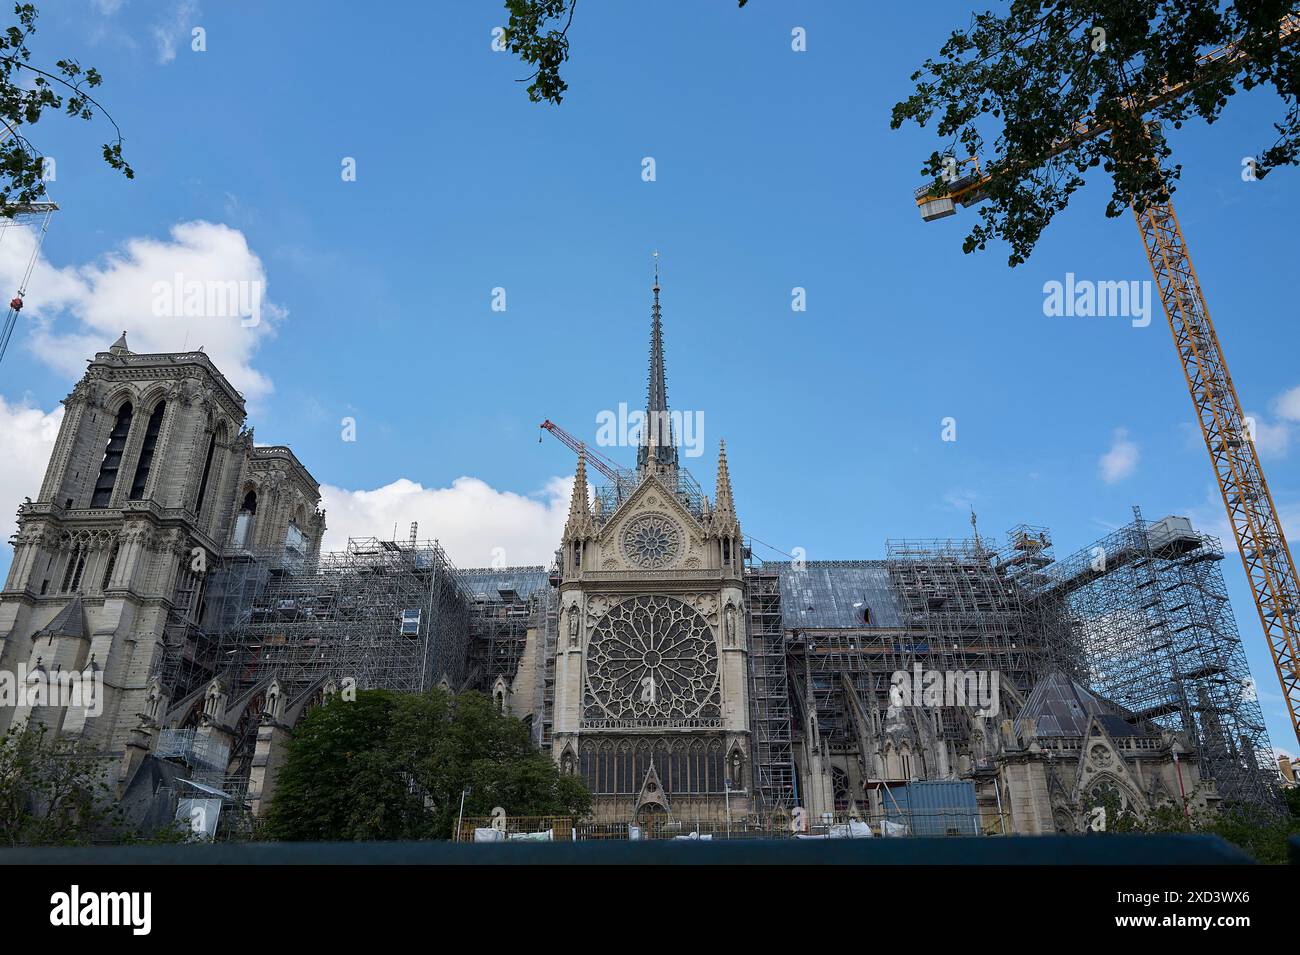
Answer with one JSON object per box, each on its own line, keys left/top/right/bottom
{"left": 1045, "top": 509, "right": 1278, "bottom": 809}
{"left": 752, "top": 514, "right": 1279, "bottom": 817}
{"left": 461, "top": 566, "right": 549, "bottom": 692}
{"left": 146, "top": 504, "right": 1278, "bottom": 819}
{"left": 743, "top": 564, "right": 794, "bottom": 814}
{"left": 151, "top": 536, "right": 475, "bottom": 799}
{"left": 214, "top": 537, "right": 473, "bottom": 696}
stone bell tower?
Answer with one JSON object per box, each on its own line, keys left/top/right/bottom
{"left": 0, "top": 335, "right": 323, "bottom": 779}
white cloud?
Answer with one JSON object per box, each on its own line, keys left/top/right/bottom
{"left": 153, "top": 0, "right": 200, "bottom": 65}
{"left": 319, "top": 475, "right": 573, "bottom": 569}
{"left": 0, "top": 219, "right": 282, "bottom": 403}
{"left": 1098, "top": 428, "right": 1139, "bottom": 484}
{"left": 942, "top": 488, "right": 977, "bottom": 513}
{"left": 1276, "top": 385, "right": 1300, "bottom": 423}
{"left": 0, "top": 397, "right": 63, "bottom": 557}
{"left": 1244, "top": 408, "right": 1290, "bottom": 456}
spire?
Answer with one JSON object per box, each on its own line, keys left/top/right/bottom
{"left": 638, "top": 252, "right": 677, "bottom": 473}
{"left": 109, "top": 331, "right": 130, "bottom": 356}
{"left": 714, "top": 439, "right": 735, "bottom": 515}
{"left": 564, "top": 447, "right": 592, "bottom": 538}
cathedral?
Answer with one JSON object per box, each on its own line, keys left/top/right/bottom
{"left": 0, "top": 275, "right": 1279, "bottom": 837}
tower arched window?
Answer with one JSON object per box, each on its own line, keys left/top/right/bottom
{"left": 61, "top": 543, "right": 88, "bottom": 593}
{"left": 128, "top": 401, "right": 166, "bottom": 500}
{"left": 90, "top": 403, "right": 134, "bottom": 508}
{"left": 194, "top": 430, "right": 218, "bottom": 517}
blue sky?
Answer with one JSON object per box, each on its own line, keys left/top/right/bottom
{"left": 0, "top": 1, "right": 1296, "bottom": 748}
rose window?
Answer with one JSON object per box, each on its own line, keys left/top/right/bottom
{"left": 585, "top": 595, "right": 719, "bottom": 722}
{"left": 622, "top": 514, "right": 681, "bottom": 569}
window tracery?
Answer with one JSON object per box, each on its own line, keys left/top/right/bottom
{"left": 584, "top": 594, "right": 720, "bottom": 724}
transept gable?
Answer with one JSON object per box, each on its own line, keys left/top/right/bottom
{"left": 1073, "top": 717, "right": 1146, "bottom": 815}
{"left": 593, "top": 472, "right": 708, "bottom": 572}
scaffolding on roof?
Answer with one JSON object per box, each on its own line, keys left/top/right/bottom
{"left": 591, "top": 466, "right": 706, "bottom": 522}
{"left": 149, "top": 537, "right": 475, "bottom": 800}
{"left": 1045, "top": 508, "right": 1279, "bottom": 811}
{"left": 213, "top": 536, "right": 473, "bottom": 697}
{"left": 460, "top": 566, "right": 550, "bottom": 693}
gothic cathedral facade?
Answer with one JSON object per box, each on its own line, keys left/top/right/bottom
{"left": 0, "top": 334, "right": 324, "bottom": 790}
{"left": 549, "top": 276, "right": 752, "bottom": 825}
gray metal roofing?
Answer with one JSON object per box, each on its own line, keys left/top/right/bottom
{"left": 459, "top": 567, "right": 550, "bottom": 601}
{"left": 1015, "top": 670, "right": 1152, "bottom": 738}
{"left": 768, "top": 562, "right": 905, "bottom": 629}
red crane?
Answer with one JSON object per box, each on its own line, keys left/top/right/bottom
{"left": 538, "top": 419, "right": 627, "bottom": 484}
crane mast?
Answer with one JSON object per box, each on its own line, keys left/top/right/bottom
{"left": 914, "top": 15, "right": 1300, "bottom": 745}
{"left": 1134, "top": 199, "right": 1300, "bottom": 744}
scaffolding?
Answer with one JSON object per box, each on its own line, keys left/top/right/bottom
{"left": 461, "top": 566, "right": 550, "bottom": 691}
{"left": 755, "top": 529, "right": 1075, "bottom": 816}
{"left": 538, "top": 585, "right": 560, "bottom": 751}
{"left": 886, "top": 532, "right": 1058, "bottom": 714}
{"left": 1046, "top": 509, "right": 1278, "bottom": 810}
{"left": 148, "top": 537, "right": 476, "bottom": 798}
{"left": 743, "top": 563, "right": 795, "bottom": 814}
{"left": 591, "top": 466, "right": 706, "bottom": 522}
{"left": 214, "top": 537, "right": 473, "bottom": 697}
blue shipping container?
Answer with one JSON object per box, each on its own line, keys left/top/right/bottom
{"left": 882, "top": 781, "right": 981, "bottom": 836}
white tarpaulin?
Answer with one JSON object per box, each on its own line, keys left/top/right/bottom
{"left": 176, "top": 797, "right": 221, "bottom": 840}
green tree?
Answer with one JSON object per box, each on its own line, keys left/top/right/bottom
{"left": 0, "top": 2, "right": 133, "bottom": 215}
{"left": 501, "top": 0, "right": 749, "bottom": 104}
{"left": 891, "top": 1, "right": 1300, "bottom": 265}
{"left": 266, "top": 688, "right": 589, "bottom": 841}
{"left": 0, "top": 723, "right": 119, "bottom": 846}
{"left": 1087, "top": 791, "right": 1300, "bottom": 865}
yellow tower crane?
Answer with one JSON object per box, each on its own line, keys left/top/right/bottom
{"left": 915, "top": 15, "right": 1300, "bottom": 746}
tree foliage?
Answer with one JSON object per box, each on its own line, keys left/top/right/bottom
{"left": 502, "top": 0, "right": 750, "bottom": 105}
{"left": 891, "top": 1, "right": 1300, "bottom": 265}
{"left": 0, "top": 724, "right": 119, "bottom": 846}
{"left": 0, "top": 2, "right": 132, "bottom": 215}
{"left": 1086, "top": 789, "right": 1300, "bottom": 865}
{"left": 265, "top": 688, "right": 590, "bottom": 841}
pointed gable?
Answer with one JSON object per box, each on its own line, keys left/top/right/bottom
{"left": 596, "top": 467, "right": 705, "bottom": 548}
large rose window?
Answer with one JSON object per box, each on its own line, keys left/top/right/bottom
{"left": 584, "top": 595, "right": 719, "bottom": 722}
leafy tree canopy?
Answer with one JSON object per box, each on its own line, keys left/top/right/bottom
{"left": 265, "top": 688, "right": 590, "bottom": 841}
{"left": 0, "top": 2, "right": 132, "bottom": 216}
{"left": 891, "top": 1, "right": 1300, "bottom": 264}
{"left": 1085, "top": 785, "right": 1300, "bottom": 865}
{"left": 0, "top": 724, "right": 119, "bottom": 846}
{"left": 502, "top": 0, "right": 749, "bottom": 104}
